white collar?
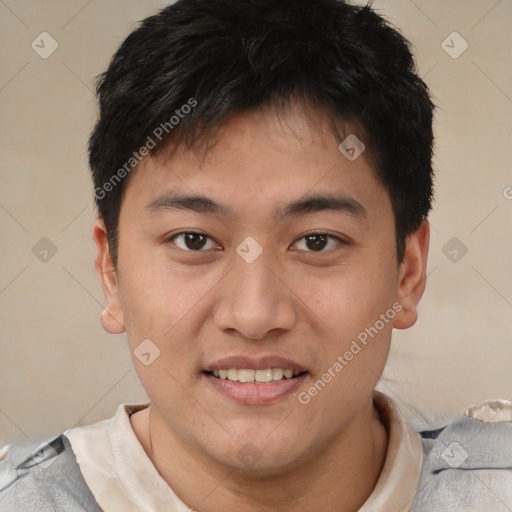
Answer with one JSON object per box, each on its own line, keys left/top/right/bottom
{"left": 65, "top": 391, "right": 423, "bottom": 512}
{"left": 65, "top": 403, "right": 191, "bottom": 511}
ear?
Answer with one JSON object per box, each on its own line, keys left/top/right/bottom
{"left": 92, "top": 218, "right": 126, "bottom": 334}
{"left": 393, "top": 219, "right": 430, "bottom": 330}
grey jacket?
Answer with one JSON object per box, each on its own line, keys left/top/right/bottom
{"left": 1, "top": 409, "right": 511, "bottom": 511}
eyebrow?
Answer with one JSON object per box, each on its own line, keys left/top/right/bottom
{"left": 144, "top": 191, "right": 366, "bottom": 220}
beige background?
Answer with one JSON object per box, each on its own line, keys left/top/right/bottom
{"left": 0, "top": 0, "right": 511, "bottom": 444}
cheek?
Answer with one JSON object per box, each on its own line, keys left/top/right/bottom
{"left": 301, "top": 261, "right": 397, "bottom": 333}
{"left": 291, "top": 251, "right": 397, "bottom": 379}
{"left": 118, "top": 250, "right": 204, "bottom": 333}
{"left": 118, "top": 258, "right": 219, "bottom": 380}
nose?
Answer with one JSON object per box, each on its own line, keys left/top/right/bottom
{"left": 213, "top": 250, "right": 297, "bottom": 341}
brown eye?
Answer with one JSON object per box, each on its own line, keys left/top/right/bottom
{"left": 292, "top": 233, "right": 344, "bottom": 253}
{"left": 304, "top": 234, "right": 328, "bottom": 251}
{"left": 171, "top": 232, "right": 218, "bottom": 251}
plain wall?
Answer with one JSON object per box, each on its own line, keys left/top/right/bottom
{"left": 0, "top": 0, "right": 511, "bottom": 444}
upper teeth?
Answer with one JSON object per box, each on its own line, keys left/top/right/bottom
{"left": 212, "top": 368, "right": 300, "bottom": 383}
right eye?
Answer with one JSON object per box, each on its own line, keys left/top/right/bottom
{"left": 168, "top": 232, "right": 221, "bottom": 252}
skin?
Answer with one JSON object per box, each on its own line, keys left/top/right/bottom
{"left": 93, "top": 102, "right": 429, "bottom": 512}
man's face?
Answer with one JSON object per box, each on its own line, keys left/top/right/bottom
{"left": 98, "top": 104, "right": 407, "bottom": 473}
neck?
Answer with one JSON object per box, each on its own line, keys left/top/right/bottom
{"left": 131, "top": 397, "right": 388, "bottom": 512}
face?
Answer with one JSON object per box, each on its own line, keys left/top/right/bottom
{"left": 94, "top": 103, "right": 428, "bottom": 475}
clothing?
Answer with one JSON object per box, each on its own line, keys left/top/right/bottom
{"left": 411, "top": 398, "right": 512, "bottom": 511}
{"left": 0, "top": 392, "right": 511, "bottom": 511}
{"left": 0, "top": 435, "right": 100, "bottom": 511}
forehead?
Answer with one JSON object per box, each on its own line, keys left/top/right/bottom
{"left": 119, "top": 104, "right": 391, "bottom": 224}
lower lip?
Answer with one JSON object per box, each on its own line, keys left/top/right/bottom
{"left": 202, "top": 372, "right": 308, "bottom": 404}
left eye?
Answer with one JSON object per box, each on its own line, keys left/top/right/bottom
{"left": 292, "top": 233, "right": 343, "bottom": 252}
{"left": 170, "top": 232, "right": 220, "bottom": 251}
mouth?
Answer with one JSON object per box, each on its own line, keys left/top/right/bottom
{"left": 202, "top": 355, "right": 310, "bottom": 404}
{"left": 203, "top": 368, "right": 308, "bottom": 383}
{"left": 202, "top": 361, "right": 310, "bottom": 404}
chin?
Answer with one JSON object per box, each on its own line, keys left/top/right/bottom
{"left": 210, "top": 437, "right": 310, "bottom": 477}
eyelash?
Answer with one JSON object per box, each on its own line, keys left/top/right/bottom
{"left": 168, "top": 231, "right": 347, "bottom": 253}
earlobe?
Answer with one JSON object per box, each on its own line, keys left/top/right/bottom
{"left": 92, "top": 219, "right": 126, "bottom": 334}
{"left": 393, "top": 219, "right": 430, "bottom": 330}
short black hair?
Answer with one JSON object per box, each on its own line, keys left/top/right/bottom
{"left": 88, "top": 0, "right": 435, "bottom": 265}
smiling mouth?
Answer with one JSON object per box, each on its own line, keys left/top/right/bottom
{"left": 204, "top": 368, "right": 309, "bottom": 384}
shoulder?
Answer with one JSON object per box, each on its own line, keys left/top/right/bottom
{"left": 411, "top": 398, "right": 512, "bottom": 511}
{"left": 0, "top": 434, "right": 102, "bottom": 512}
